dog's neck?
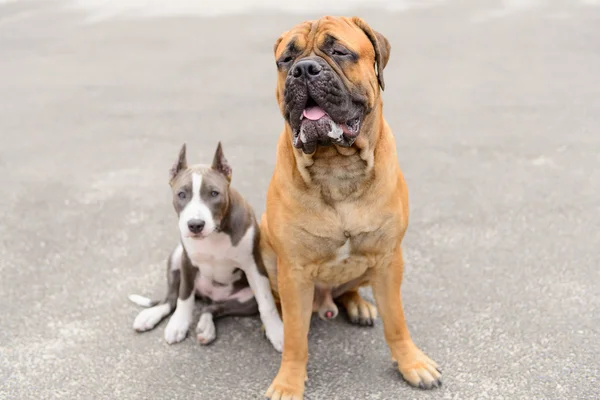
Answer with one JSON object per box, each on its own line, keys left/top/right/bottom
{"left": 289, "top": 101, "right": 384, "bottom": 203}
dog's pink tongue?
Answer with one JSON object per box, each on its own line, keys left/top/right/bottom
{"left": 303, "top": 106, "right": 326, "bottom": 121}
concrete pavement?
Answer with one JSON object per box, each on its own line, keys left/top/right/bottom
{"left": 1, "top": 0, "right": 599, "bottom": 399}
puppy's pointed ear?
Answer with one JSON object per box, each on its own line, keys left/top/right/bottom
{"left": 211, "top": 142, "right": 232, "bottom": 182}
{"left": 352, "top": 17, "right": 391, "bottom": 91}
{"left": 170, "top": 143, "right": 187, "bottom": 183}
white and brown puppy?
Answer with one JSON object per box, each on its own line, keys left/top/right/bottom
{"left": 129, "top": 143, "right": 283, "bottom": 351}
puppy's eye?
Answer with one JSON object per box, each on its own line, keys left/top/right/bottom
{"left": 178, "top": 191, "right": 186, "bottom": 199}
{"left": 282, "top": 56, "right": 293, "bottom": 63}
{"left": 210, "top": 190, "right": 219, "bottom": 198}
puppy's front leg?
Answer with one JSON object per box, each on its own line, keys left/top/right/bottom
{"left": 265, "top": 258, "right": 314, "bottom": 400}
{"left": 371, "top": 246, "right": 442, "bottom": 389}
{"left": 243, "top": 260, "right": 283, "bottom": 352}
{"left": 164, "top": 263, "right": 198, "bottom": 344}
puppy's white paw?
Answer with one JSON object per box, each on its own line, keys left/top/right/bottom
{"left": 133, "top": 305, "right": 168, "bottom": 332}
{"left": 196, "top": 313, "right": 216, "bottom": 345}
{"left": 264, "top": 318, "right": 284, "bottom": 352}
{"left": 164, "top": 312, "right": 191, "bottom": 344}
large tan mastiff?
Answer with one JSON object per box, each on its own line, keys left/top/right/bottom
{"left": 260, "top": 16, "right": 442, "bottom": 399}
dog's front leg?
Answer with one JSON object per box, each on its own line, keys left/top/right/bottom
{"left": 164, "top": 263, "right": 198, "bottom": 344}
{"left": 243, "top": 261, "right": 284, "bottom": 352}
{"left": 265, "top": 258, "right": 314, "bottom": 400}
{"left": 371, "top": 246, "right": 442, "bottom": 389}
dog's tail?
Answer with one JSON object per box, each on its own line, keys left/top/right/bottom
{"left": 128, "top": 294, "right": 159, "bottom": 308}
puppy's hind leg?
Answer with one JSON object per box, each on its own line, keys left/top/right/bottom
{"left": 132, "top": 246, "right": 182, "bottom": 332}
{"left": 196, "top": 298, "right": 259, "bottom": 345}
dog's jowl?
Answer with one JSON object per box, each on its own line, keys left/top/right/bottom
{"left": 261, "top": 16, "right": 442, "bottom": 399}
{"left": 129, "top": 143, "right": 283, "bottom": 351}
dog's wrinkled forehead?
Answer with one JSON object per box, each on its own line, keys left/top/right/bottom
{"left": 274, "top": 16, "right": 383, "bottom": 84}
{"left": 276, "top": 18, "right": 369, "bottom": 55}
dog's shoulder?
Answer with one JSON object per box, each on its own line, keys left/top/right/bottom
{"left": 220, "top": 186, "right": 257, "bottom": 248}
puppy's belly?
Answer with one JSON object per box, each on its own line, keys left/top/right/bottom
{"left": 194, "top": 276, "right": 254, "bottom": 303}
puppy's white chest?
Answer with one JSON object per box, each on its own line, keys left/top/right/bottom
{"left": 184, "top": 232, "right": 236, "bottom": 261}
{"left": 182, "top": 231, "right": 253, "bottom": 302}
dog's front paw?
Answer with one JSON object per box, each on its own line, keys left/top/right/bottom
{"left": 132, "top": 304, "right": 170, "bottom": 332}
{"left": 196, "top": 313, "right": 216, "bottom": 345}
{"left": 394, "top": 341, "right": 442, "bottom": 389}
{"left": 164, "top": 312, "right": 191, "bottom": 344}
{"left": 265, "top": 370, "right": 305, "bottom": 400}
{"left": 264, "top": 319, "right": 284, "bottom": 352}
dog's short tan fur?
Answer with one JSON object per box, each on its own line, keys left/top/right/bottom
{"left": 261, "top": 16, "right": 441, "bottom": 399}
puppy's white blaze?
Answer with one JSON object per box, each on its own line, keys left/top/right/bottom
{"left": 334, "top": 239, "right": 351, "bottom": 262}
{"left": 128, "top": 294, "right": 154, "bottom": 307}
{"left": 178, "top": 173, "right": 216, "bottom": 237}
{"left": 327, "top": 120, "right": 344, "bottom": 140}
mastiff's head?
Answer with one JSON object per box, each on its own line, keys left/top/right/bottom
{"left": 273, "top": 16, "right": 390, "bottom": 154}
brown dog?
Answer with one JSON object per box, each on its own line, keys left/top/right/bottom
{"left": 260, "top": 16, "right": 442, "bottom": 399}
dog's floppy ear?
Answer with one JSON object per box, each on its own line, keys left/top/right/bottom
{"left": 352, "top": 17, "right": 391, "bottom": 91}
{"left": 211, "top": 142, "right": 232, "bottom": 182}
{"left": 273, "top": 32, "right": 286, "bottom": 58}
{"left": 170, "top": 143, "right": 187, "bottom": 183}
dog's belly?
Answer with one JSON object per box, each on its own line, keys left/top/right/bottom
{"left": 194, "top": 275, "right": 253, "bottom": 303}
{"left": 314, "top": 254, "right": 372, "bottom": 286}
{"left": 312, "top": 239, "right": 374, "bottom": 286}
{"left": 190, "top": 253, "right": 253, "bottom": 303}
{"left": 307, "top": 231, "right": 391, "bottom": 288}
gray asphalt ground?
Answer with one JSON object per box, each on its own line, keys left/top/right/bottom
{"left": 1, "top": 0, "right": 599, "bottom": 399}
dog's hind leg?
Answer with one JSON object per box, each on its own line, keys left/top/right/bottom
{"left": 195, "top": 298, "right": 259, "bottom": 345}
{"left": 132, "top": 246, "right": 182, "bottom": 332}
{"left": 337, "top": 288, "right": 378, "bottom": 327}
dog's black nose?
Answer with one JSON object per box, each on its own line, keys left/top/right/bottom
{"left": 292, "top": 59, "right": 322, "bottom": 78}
{"left": 187, "top": 219, "right": 205, "bottom": 234}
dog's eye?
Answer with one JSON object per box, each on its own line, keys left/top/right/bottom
{"left": 332, "top": 48, "right": 349, "bottom": 57}
{"left": 278, "top": 55, "right": 294, "bottom": 67}
{"left": 210, "top": 190, "right": 219, "bottom": 198}
{"left": 178, "top": 191, "right": 186, "bottom": 200}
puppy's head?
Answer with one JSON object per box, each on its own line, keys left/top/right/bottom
{"left": 169, "top": 143, "right": 232, "bottom": 239}
{"left": 273, "top": 16, "right": 390, "bottom": 154}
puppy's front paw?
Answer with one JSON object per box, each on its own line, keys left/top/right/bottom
{"left": 164, "top": 313, "right": 190, "bottom": 344}
{"left": 133, "top": 304, "right": 170, "bottom": 332}
{"left": 264, "top": 318, "right": 284, "bottom": 352}
{"left": 196, "top": 313, "right": 216, "bottom": 345}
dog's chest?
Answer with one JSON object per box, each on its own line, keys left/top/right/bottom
{"left": 308, "top": 150, "right": 369, "bottom": 202}
{"left": 305, "top": 212, "right": 396, "bottom": 286}
{"left": 183, "top": 231, "right": 254, "bottom": 301}
{"left": 313, "top": 235, "right": 373, "bottom": 285}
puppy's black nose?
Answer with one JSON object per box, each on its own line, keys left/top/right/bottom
{"left": 292, "top": 59, "right": 322, "bottom": 78}
{"left": 187, "top": 219, "right": 205, "bottom": 234}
